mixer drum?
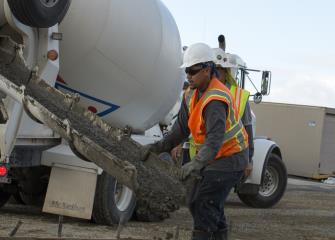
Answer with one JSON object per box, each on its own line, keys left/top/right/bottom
{"left": 59, "top": 0, "right": 184, "bottom": 132}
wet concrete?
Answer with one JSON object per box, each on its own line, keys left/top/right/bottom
{"left": 0, "top": 36, "right": 184, "bottom": 221}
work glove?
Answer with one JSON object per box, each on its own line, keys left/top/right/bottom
{"left": 180, "top": 158, "right": 205, "bottom": 181}
{"left": 180, "top": 146, "right": 212, "bottom": 180}
{"left": 140, "top": 142, "right": 163, "bottom": 162}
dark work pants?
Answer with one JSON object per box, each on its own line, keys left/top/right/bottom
{"left": 188, "top": 170, "right": 243, "bottom": 232}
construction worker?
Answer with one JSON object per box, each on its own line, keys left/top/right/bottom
{"left": 143, "top": 43, "right": 249, "bottom": 240}
{"left": 212, "top": 48, "right": 254, "bottom": 177}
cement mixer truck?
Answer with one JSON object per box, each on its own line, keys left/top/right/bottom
{"left": 0, "top": 0, "right": 287, "bottom": 226}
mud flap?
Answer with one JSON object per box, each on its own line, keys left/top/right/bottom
{"left": 42, "top": 165, "right": 97, "bottom": 219}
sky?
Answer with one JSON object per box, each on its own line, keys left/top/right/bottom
{"left": 160, "top": 0, "right": 335, "bottom": 108}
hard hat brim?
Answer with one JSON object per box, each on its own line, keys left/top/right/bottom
{"left": 180, "top": 62, "right": 188, "bottom": 68}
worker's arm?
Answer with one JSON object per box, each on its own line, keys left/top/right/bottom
{"left": 154, "top": 98, "right": 190, "bottom": 153}
{"left": 241, "top": 101, "right": 254, "bottom": 163}
{"left": 244, "top": 125, "right": 254, "bottom": 162}
{"left": 180, "top": 100, "right": 227, "bottom": 179}
{"left": 241, "top": 101, "right": 253, "bottom": 176}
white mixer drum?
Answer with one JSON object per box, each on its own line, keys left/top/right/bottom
{"left": 58, "top": 0, "right": 184, "bottom": 132}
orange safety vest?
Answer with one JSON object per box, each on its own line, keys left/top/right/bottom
{"left": 185, "top": 78, "right": 248, "bottom": 159}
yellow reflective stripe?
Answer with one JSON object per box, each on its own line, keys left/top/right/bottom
{"left": 201, "top": 89, "right": 236, "bottom": 126}
{"left": 189, "top": 120, "right": 245, "bottom": 158}
{"left": 229, "top": 86, "right": 250, "bottom": 120}
{"left": 235, "top": 87, "right": 241, "bottom": 114}
{"left": 237, "top": 130, "right": 247, "bottom": 150}
{"left": 238, "top": 89, "right": 250, "bottom": 118}
{"left": 222, "top": 120, "right": 243, "bottom": 143}
{"left": 230, "top": 85, "right": 236, "bottom": 96}
{"left": 189, "top": 137, "right": 197, "bottom": 159}
{"left": 189, "top": 137, "right": 205, "bottom": 159}
{"left": 234, "top": 126, "right": 247, "bottom": 151}
{"left": 187, "top": 87, "right": 247, "bottom": 158}
{"left": 189, "top": 139, "right": 202, "bottom": 159}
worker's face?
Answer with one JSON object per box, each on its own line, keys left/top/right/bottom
{"left": 185, "top": 64, "right": 211, "bottom": 91}
{"left": 217, "top": 67, "right": 226, "bottom": 84}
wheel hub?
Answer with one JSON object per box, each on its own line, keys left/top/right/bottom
{"left": 259, "top": 165, "right": 279, "bottom": 197}
{"left": 40, "top": 0, "right": 59, "bottom": 8}
{"left": 114, "top": 181, "right": 134, "bottom": 211}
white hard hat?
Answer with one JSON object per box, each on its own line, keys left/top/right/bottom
{"left": 213, "top": 48, "right": 236, "bottom": 68}
{"left": 180, "top": 43, "right": 215, "bottom": 68}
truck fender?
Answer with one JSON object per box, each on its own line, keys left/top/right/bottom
{"left": 245, "top": 137, "right": 282, "bottom": 185}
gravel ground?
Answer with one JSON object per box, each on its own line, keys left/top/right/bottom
{"left": 0, "top": 178, "right": 334, "bottom": 240}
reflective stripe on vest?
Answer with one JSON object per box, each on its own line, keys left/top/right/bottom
{"left": 186, "top": 78, "right": 248, "bottom": 159}
{"left": 230, "top": 85, "right": 250, "bottom": 120}
{"left": 189, "top": 120, "right": 246, "bottom": 159}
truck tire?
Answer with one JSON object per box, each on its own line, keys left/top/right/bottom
{"left": 7, "top": 0, "right": 71, "bottom": 28}
{"left": 13, "top": 192, "right": 25, "bottom": 205}
{"left": 15, "top": 167, "right": 49, "bottom": 206}
{"left": 17, "top": 190, "right": 45, "bottom": 206}
{"left": 238, "top": 154, "right": 287, "bottom": 208}
{"left": 92, "top": 172, "right": 136, "bottom": 225}
{"left": 0, "top": 188, "right": 11, "bottom": 207}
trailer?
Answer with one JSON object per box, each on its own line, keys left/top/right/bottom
{"left": 251, "top": 102, "right": 335, "bottom": 179}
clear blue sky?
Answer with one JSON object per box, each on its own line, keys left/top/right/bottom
{"left": 161, "top": 0, "right": 335, "bottom": 108}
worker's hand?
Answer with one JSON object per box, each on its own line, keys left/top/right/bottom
{"left": 171, "top": 145, "right": 182, "bottom": 163}
{"left": 244, "top": 163, "right": 253, "bottom": 177}
{"left": 180, "top": 160, "right": 203, "bottom": 181}
{"left": 140, "top": 142, "right": 162, "bottom": 162}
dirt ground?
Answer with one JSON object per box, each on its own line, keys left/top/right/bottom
{"left": 0, "top": 178, "right": 334, "bottom": 240}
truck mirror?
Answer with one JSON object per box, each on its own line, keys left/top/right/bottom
{"left": 261, "top": 71, "right": 271, "bottom": 95}
{"left": 254, "top": 92, "right": 262, "bottom": 104}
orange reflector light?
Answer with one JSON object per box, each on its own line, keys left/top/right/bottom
{"left": 47, "top": 50, "right": 59, "bottom": 61}
{"left": 0, "top": 165, "right": 7, "bottom": 177}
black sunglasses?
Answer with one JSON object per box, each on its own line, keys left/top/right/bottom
{"left": 185, "top": 64, "right": 206, "bottom": 76}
